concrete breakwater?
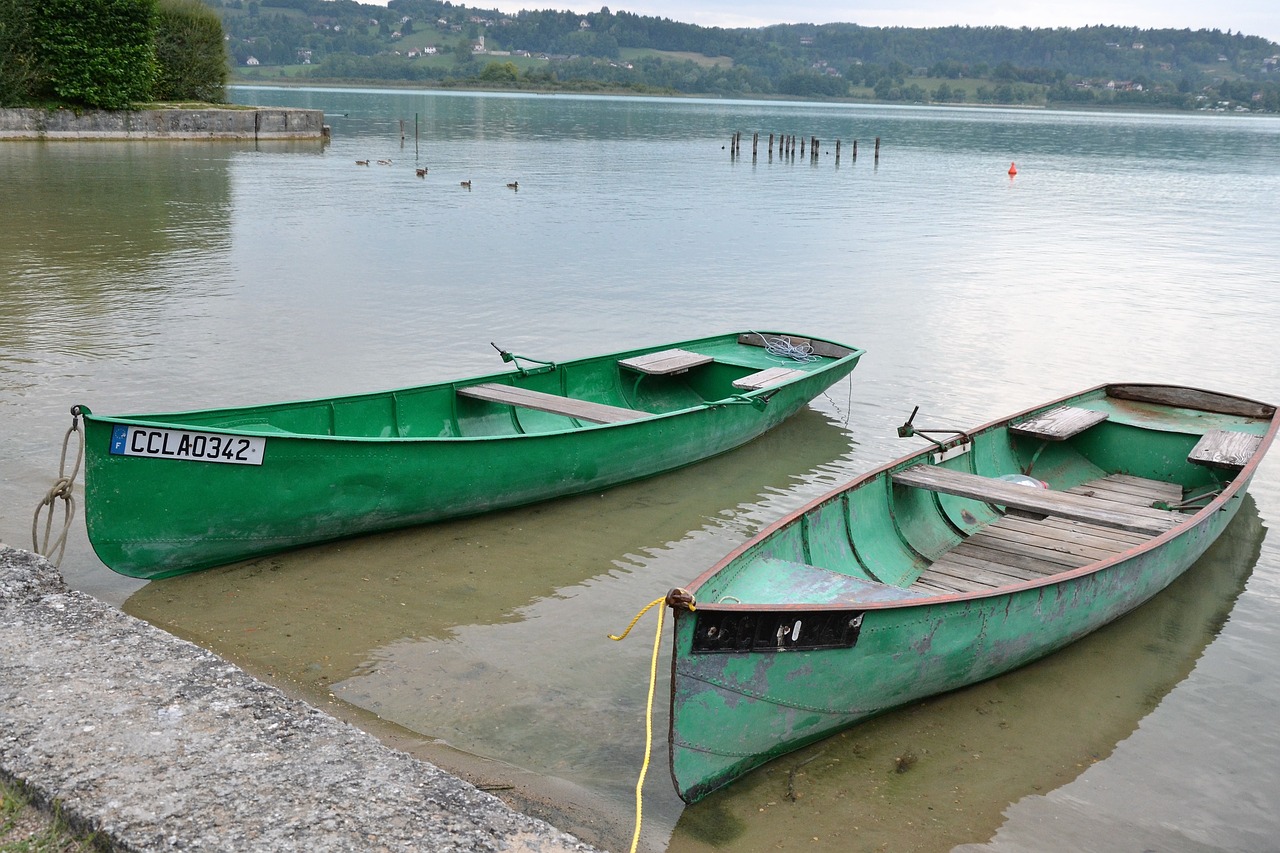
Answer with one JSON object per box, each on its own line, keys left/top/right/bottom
{"left": 0, "top": 107, "right": 325, "bottom": 141}
{"left": 0, "top": 546, "right": 601, "bottom": 852}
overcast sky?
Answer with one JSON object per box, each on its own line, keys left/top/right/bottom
{"left": 466, "top": 0, "right": 1280, "bottom": 44}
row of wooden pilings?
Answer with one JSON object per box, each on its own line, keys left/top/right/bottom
{"left": 729, "top": 131, "right": 880, "bottom": 163}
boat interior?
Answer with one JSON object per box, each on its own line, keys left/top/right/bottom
{"left": 702, "top": 386, "right": 1273, "bottom": 604}
{"left": 125, "top": 333, "right": 858, "bottom": 439}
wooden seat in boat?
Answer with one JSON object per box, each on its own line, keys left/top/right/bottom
{"left": 891, "top": 465, "right": 1180, "bottom": 535}
{"left": 1009, "top": 406, "right": 1109, "bottom": 441}
{"left": 732, "top": 367, "right": 807, "bottom": 391}
{"left": 1187, "top": 429, "right": 1262, "bottom": 470}
{"left": 908, "top": 474, "right": 1185, "bottom": 594}
{"left": 619, "top": 348, "right": 713, "bottom": 376}
{"left": 457, "top": 383, "right": 647, "bottom": 425}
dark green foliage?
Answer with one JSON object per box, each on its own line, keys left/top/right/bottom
{"left": 154, "top": 0, "right": 228, "bottom": 102}
{"left": 479, "top": 60, "right": 518, "bottom": 82}
{"left": 778, "top": 71, "right": 849, "bottom": 98}
{"left": 201, "top": 0, "right": 1280, "bottom": 111}
{"left": 34, "top": 0, "right": 159, "bottom": 109}
{"left": 0, "top": 0, "right": 46, "bottom": 106}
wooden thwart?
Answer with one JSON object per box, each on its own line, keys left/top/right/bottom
{"left": 891, "top": 465, "right": 1179, "bottom": 536}
{"left": 457, "top": 383, "right": 646, "bottom": 425}
{"left": 732, "top": 367, "right": 807, "bottom": 391}
{"left": 1010, "top": 406, "right": 1109, "bottom": 441}
{"left": 618, "top": 348, "right": 713, "bottom": 376}
{"left": 1188, "top": 429, "right": 1262, "bottom": 470}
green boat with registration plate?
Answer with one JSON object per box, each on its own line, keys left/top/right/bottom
{"left": 664, "top": 383, "right": 1277, "bottom": 803}
{"left": 77, "top": 331, "right": 863, "bottom": 579}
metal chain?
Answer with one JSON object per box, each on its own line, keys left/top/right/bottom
{"left": 32, "top": 407, "right": 83, "bottom": 567}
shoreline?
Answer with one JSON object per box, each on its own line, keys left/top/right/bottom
{"left": 0, "top": 107, "right": 326, "bottom": 141}
{"left": 0, "top": 545, "right": 604, "bottom": 852}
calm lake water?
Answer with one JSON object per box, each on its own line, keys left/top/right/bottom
{"left": 3, "top": 88, "right": 1280, "bottom": 852}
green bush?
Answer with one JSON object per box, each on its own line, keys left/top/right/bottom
{"left": 34, "top": 0, "right": 159, "bottom": 109}
{"left": 0, "top": 0, "right": 46, "bottom": 106}
{"left": 154, "top": 0, "right": 227, "bottom": 102}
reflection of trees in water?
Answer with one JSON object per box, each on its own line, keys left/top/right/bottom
{"left": 668, "top": 496, "right": 1266, "bottom": 853}
{"left": 0, "top": 143, "right": 239, "bottom": 356}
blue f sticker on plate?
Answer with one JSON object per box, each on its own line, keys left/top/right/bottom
{"left": 110, "top": 425, "right": 129, "bottom": 455}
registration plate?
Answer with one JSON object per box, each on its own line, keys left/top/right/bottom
{"left": 109, "top": 425, "right": 266, "bottom": 466}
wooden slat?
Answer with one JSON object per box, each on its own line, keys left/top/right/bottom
{"left": 973, "top": 523, "right": 1122, "bottom": 563}
{"left": 732, "top": 367, "right": 807, "bottom": 390}
{"left": 908, "top": 473, "right": 1181, "bottom": 594}
{"left": 618, "top": 348, "right": 713, "bottom": 376}
{"left": 995, "top": 515, "right": 1137, "bottom": 552}
{"left": 1010, "top": 406, "right": 1109, "bottom": 441}
{"left": 457, "top": 383, "right": 646, "bottom": 425}
{"left": 1188, "top": 429, "right": 1263, "bottom": 470}
{"left": 1062, "top": 484, "right": 1184, "bottom": 523}
{"left": 1024, "top": 515, "right": 1150, "bottom": 546}
{"left": 1107, "top": 385, "right": 1275, "bottom": 419}
{"left": 1103, "top": 473, "right": 1184, "bottom": 501}
{"left": 929, "top": 550, "right": 1044, "bottom": 581}
{"left": 892, "top": 465, "right": 1179, "bottom": 535}
{"left": 954, "top": 536, "right": 1086, "bottom": 570}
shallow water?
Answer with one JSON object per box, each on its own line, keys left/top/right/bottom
{"left": 3, "top": 90, "right": 1279, "bottom": 851}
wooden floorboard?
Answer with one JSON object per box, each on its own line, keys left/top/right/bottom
{"left": 983, "top": 516, "right": 1134, "bottom": 553}
{"left": 910, "top": 473, "right": 1184, "bottom": 594}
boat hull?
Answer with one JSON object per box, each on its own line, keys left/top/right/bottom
{"left": 670, "top": 491, "right": 1241, "bottom": 803}
{"left": 80, "top": 332, "right": 862, "bottom": 578}
{"left": 668, "top": 383, "right": 1278, "bottom": 802}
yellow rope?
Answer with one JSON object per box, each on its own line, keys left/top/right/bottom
{"left": 608, "top": 592, "right": 696, "bottom": 853}
{"left": 607, "top": 595, "right": 666, "bottom": 642}
{"left": 607, "top": 595, "right": 667, "bottom": 853}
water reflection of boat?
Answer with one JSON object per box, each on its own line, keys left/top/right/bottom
{"left": 122, "top": 404, "right": 860, "bottom": 852}
{"left": 79, "top": 331, "right": 863, "bottom": 579}
{"left": 665, "top": 383, "right": 1277, "bottom": 804}
{"left": 668, "top": 492, "right": 1267, "bottom": 852}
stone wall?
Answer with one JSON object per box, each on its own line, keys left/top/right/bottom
{"left": 0, "top": 107, "right": 326, "bottom": 140}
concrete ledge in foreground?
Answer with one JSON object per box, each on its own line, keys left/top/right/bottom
{"left": 0, "top": 545, "right": 602, "bottom": 853}
{"left": 0, "top": 107, "right": 325, "bottom": 141}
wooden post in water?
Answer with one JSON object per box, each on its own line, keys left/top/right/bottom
{"left": 812, "top": 137, "right": 819, "bottom": 161}
{"left": 875, "top": 136, "right": 881, "bottom": 162}
{"left": 768, "top": 133, "right": 774, "bottom": 155}
{"left": 752, "top": 132, "right": 758, "bottom": 160}
{"left": 400, "top": 119, "right": 405, "bottom": 145}
{"left": 800, "top": 137, "right": 806, "bottom": 158}
{"left": 415, "top": 113, "right": 419, "bottom": 157}
{"left": 852, "top": 139, "right": 858, "bottom": 161}
{"left": 835, "top": 139, "right": 841, "bottom": 164}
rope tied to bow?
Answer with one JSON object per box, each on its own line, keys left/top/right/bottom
{"left": 607, "top": 589, "right": 696, "bottom": 853}
{"left": 32, "top": 407, "right": 83, "bottom": 567}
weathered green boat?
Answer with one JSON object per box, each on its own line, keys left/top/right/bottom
{"left": 77, "top": 332, "right": 863, "bottom": 579}
{"left": 666, "top": 383, "right": 1277, "bottom": 803}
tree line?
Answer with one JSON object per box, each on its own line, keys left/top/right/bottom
{"left": 212, "top": 0, "right": 1280, "bottom": 110}
{"left": 0, "top": 0, "right": 228, "bottom": 109}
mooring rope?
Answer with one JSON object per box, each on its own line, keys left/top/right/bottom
{"left": 748, "top": 330, "right": 820, "bottom": 364}
{"left": 32, "top": 408, "right": 83, "bottom": 567}
{"left": 607, "top": 591, "right": 695, "bottom": 853}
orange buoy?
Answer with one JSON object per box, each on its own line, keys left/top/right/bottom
{"left": 1008, "top": 161, "right": 1018, "bottom": 176}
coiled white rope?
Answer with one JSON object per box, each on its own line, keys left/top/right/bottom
{"left": 749, "top": 331, "right": 820, "bottom": 363}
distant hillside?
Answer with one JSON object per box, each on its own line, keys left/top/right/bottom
{"left": 212, "top": 0, "right": 1280, "bottom": 111}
